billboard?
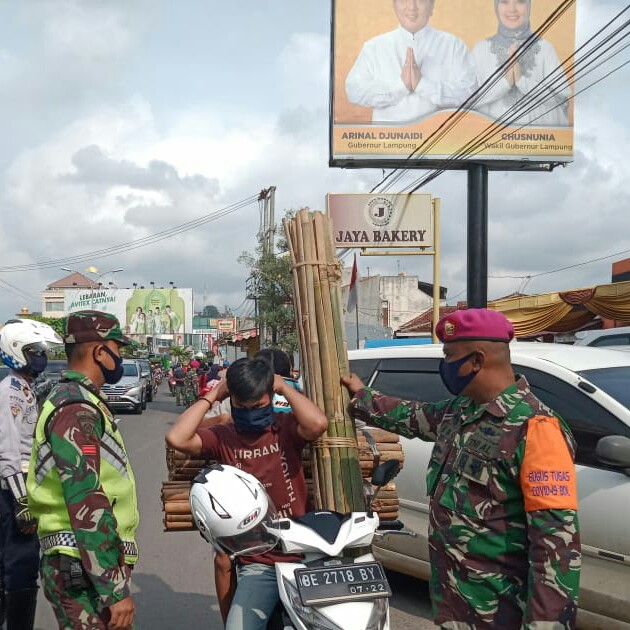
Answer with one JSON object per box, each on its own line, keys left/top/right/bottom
{"left": 64, "top": 288, "right": 194, "bottom": 338}
{"left": 330, "top": 0, "right": 576, "bottom": 168}
{"left": 328, "top": 193, "right": 434, "bottom": 248}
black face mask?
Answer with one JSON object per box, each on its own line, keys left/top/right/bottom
{"left": 94, "top": 345, "right": 124, "bottom": 384}
{"left": 231, "top": 402, "right": 274, "bottom": 434}
{"left": 23, "top": 349, "right": 48, "bottom": 377}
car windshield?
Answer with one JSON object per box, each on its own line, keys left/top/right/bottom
{"left": 123, "top": 363, "right": 138, "bottom": 377}
{"left": 578, "top": 366, "right": 630, "bottom": 409}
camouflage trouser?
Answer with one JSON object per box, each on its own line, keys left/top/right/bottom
{"left": 174, "top": 382, "right": 185, "bottom": 405}
{"left": 41, "top": 554, "right": 133, "bottom": 630}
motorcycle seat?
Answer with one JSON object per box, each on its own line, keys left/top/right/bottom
{"left": 292, "top": 511, "right": 353, "bottom": 545}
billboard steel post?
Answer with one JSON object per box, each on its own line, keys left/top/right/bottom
{"left": 467, "top": 164, "right": 488, "bottom": 308}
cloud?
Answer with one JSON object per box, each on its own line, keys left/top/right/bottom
{"left": 1, "top": 1, "right": 630, "bottom": 326}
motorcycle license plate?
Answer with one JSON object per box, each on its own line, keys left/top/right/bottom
{"left": 294, "top": 562, "right": 391, "bottom": 606}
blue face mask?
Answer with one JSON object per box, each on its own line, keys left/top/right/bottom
{"left": 231, "top": 403, "right": 274, "bottom": 434}
{"left": 438, "top": 352, "right": 478, "bottom": 396}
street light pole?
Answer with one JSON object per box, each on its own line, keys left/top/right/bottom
{"left": 61, "top": 267, "right": 124, "bottom": 309}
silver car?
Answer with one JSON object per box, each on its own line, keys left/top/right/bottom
{"left": 101, "top": 359, "right": 147, "bottom": 414}
{"left": 349, "top": 343, "right": 630, "bottom": 629}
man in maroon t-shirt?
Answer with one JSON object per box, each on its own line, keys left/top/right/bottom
{"left": 166, "top": 358, "right": 327, "bottom": 630}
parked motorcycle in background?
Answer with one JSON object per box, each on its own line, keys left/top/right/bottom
{"left": 190, "top": 460, "right": 412, "bottom": 630}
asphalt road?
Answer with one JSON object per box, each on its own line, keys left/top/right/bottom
{"left": 35, "top": 387, "right": 435, "bottom": 629}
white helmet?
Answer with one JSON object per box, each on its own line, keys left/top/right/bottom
{"left": 0, "top": 319, "right": 63, "bottom": 372}
{"left": 190, "top": 464, "right": 278, "bottom": 556}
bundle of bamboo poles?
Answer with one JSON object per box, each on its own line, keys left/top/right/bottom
{"left": 162, "top": 481, "right": 196, "bottom": 532}
{"left": 162, "top": 447, "right": 214, "bottom": 531}
{"left": 283, "top": 209, "right": 366, "bottom": 513}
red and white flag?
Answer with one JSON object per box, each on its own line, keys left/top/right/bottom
{"left": 347, "top": 254, "right": 359, "bottom": 313}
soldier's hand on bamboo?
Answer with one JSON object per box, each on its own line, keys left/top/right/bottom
{"left": 108, "top": 595, "right": 135, "bottom": 630}
{"left": 340, "top": 373, "right": 366, "bottom": 396}
{"left": 14, "top": 496, "right": 37, "bottom": 535}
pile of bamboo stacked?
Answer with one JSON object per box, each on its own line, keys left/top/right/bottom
{"left": 283, "top": 210, "right": 367, "bottom": 514}
{"left": 162, "top": 481, "right": 195, "bottom": 532}
{"left": 162, "top": 447, "right": 214, "bottom": 532}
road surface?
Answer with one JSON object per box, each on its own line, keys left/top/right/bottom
{"left": 35, "top": 387, "right": 435, "bottom": 629}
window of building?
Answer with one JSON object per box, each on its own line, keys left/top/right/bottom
{"left": 45, "top": 301, "right": 64, "bottom": 312}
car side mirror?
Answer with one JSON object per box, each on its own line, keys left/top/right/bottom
{"left": 595, "top": 435, "right": 630, "bottom": 477}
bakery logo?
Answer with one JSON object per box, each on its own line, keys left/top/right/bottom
{"left": 365, "top": 196, "right": 395, "bottom": 228}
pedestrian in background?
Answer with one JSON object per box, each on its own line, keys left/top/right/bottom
{"left": 342, "top": 309, "right": 581, "bottom": 628}
{"left": 0, "top": 319, "right": 62, "bottom": 630}
{"left": 28, "top": 311, "right": 139, "bottom": 630}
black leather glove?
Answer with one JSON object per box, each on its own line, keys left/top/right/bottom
{"left": 5, "top": 473, "right": 37, "bottom": 535}
{"left": 14, "top": 496, "right": 37, "bottom": 535}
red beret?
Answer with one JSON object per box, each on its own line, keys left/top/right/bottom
{"left": 436, "top": 309, "right": 514, "bottom": 343}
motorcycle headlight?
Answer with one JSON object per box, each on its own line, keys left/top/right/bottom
{"left": 282, "top": 577, "right": 343, "bottom": 630}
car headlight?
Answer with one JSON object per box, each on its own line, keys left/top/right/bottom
{"left": 282, "top": 577, "right": 343, "bottom": 630}
{"left": 126, "top": 387, "right": 140, "bottom": 397}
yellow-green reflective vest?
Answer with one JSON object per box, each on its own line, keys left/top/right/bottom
{"left": 27, "top": 381, "right": 139, "bottom": 564}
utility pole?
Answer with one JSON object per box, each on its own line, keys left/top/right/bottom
{"left": 257, "top": 186, "right": 276, "bottom": 345}
{"left": 259, "top": 186, "right": 277, "bottom": 256}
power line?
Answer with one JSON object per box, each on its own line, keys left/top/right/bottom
{"left": 0, "top": 194, "right": 260, "bottom": 273}
{"left": 372, "top": 2, "right": 630, "bottom": 196}
{"left": 490, "top": 247, "right": 630, "bottom": 281}
{"left": 372, "top": 0, "right": 578, "bottom": 193}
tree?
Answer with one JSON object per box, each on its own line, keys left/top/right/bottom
{"left": 169, "top": 344, "right": 192, "bottom": 364}
{"left": 239, "top": 210, "right": 298, "bottom": 355}
{"left": 202, "top": 305, "right": 220, "bottom": 318}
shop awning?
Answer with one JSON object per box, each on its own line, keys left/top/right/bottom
{"left": 489, "top": 281, "right": 630, "bottom": 337}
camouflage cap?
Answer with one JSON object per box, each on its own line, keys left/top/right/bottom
{"left": 64, "top": 310, "right": 130, "bottom": 345}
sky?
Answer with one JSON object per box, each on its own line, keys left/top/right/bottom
{"left": 0, "top": 0, "right": 629, "bottom": 325}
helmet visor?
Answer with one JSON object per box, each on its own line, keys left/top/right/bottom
{"left": 215, "top": 500, "right": 279, "bottom": 557}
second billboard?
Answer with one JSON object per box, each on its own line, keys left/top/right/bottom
{"left": 331, "top": 0, "right": 576, "bottom": 168}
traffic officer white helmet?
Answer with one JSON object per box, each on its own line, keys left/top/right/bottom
{"left": 190, "top": 464, "right": 279, "bottom": 555}
{"left": 0, "top": 319, "right": 63, "bottom": 371}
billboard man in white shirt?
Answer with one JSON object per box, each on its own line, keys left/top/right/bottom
{"left": 345, "top": 0, "right": 478, "bottom": 124}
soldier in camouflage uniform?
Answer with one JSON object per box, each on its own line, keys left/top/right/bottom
{"left": 27, "top": 311, "right": 139, "bottom": 630}
{"left": 342, "top": 309, "right": 581, "bottom": 629}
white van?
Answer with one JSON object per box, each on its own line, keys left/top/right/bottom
{"left": 349, "top": 343, "right": 630, "bottom": 629}
{"left": 574, "top": 325, "right": 630, "bottom": 348}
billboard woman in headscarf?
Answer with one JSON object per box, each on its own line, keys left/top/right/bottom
{"left": 471, "top": 0, "right": 570, "bottom": 126}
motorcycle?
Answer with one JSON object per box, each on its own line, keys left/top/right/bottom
{"left": 153, "top": 367, "right": 163, "bottom": 386}
{"left": 167, "top": 369, "right": 176, "bottom": 396}
{"left": 224, "top": 460, "right": 411, "bottom": 630}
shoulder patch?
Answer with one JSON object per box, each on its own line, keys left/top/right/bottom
{"left": 520, "top": 416, "right": 578, "bottom": 512}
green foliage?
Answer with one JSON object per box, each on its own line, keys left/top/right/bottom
{"left": 202, "top": 305, "right": 220, "bottom": 318}
{"left": 169, "top": 344, "right": 193, "bottom": 363}
{"left": 239, "top": 209, "right": 298, "bottom": 355}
